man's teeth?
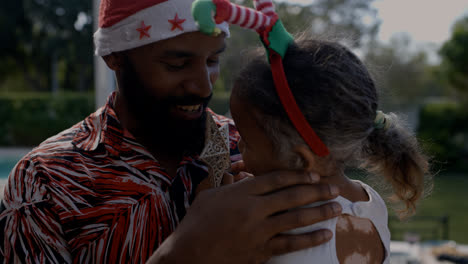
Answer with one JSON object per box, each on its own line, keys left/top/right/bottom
{"left": 176, "top": 104, "right": 201, "bottom": 112}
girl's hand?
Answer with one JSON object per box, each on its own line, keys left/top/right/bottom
{"left": 196, "top": 160, "right": 252, "bottom": 195}
{"left": 231, "top": 160, "right": 254, "bottom": 182}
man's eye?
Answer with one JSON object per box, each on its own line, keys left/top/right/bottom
{"left": 207, "top": 57, "right": 220, "bottom": 66}
{"left": 162, "top": 61, "right": 186, "bottom": 71}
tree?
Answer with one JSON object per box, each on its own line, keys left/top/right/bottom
{"left": 0, "top": 0, "right": 94, "bottom": 92}
{"left": 1, "top": 0, "right": 378, "bottom": 94}
{"left": 216, "top": 0, "right": 380, "bottom": 93}
{"left": 278, "top": 0, "right": 380, "bottom": 48}
{"left": 0, "top": 1, "right": 38, "bottom": 91}
{"left": 439, "top": 15, "right": 468, "bottom": 99}
{"left": 364, "top": 33, "right": 446, "bottom": 109}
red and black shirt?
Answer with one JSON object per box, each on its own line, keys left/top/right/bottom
{"left": 0, "top": 92, "right": 240, "bottom": 263}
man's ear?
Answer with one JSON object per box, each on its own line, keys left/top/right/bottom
{"left": 293, "top": 144, "right": 317, "bottom": 172}
{"left": 102, "top": 53, "right": 124, "bottom": 71}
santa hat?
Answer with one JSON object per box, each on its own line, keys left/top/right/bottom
{"left": 93, "top": 0, "right": 230, "bottom": 56}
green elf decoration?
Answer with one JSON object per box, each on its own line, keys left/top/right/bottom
{"left": 192, "top": 0, "right": 330, "bottom": 157}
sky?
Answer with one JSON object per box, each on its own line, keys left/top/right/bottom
{"left": 281, "top": 0, "right": 468, "bottom": 46}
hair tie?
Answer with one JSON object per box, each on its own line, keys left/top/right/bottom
{"left": 374, "top": 111, "right": 391, "bottom": 130}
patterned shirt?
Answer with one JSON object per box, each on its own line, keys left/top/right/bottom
{"left": 0, "top": 92, "right": 241, "bottom": 263}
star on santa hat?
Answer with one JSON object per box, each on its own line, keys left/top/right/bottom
{"left": 136, "top": 21, "right": 152, "bottom": 39}
{"left": 168, "top": 13, "right": 186, "bottom": 31}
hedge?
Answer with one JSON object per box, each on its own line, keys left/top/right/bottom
{"left": 0, "top": 92, "right": 232, "bottom": 147}
{"left": 0, "top": 93, "right": 95, "bottom": 146}
{"left": 418, "top": 101, "right": 468, "bottom": 172}
{"left": 208, "top": 91, "right": 231, "bottom": 116}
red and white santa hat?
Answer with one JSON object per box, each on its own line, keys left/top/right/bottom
{"left": 94, "top": 0, "right": 230, "bottom": 56}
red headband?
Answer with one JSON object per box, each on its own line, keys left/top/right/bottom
{"left": 192, "top": 0, "right": 330, "bottom": 156}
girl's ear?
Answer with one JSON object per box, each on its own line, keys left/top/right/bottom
{"left": 293, "top": 144, "right": 317, "bottom": 172}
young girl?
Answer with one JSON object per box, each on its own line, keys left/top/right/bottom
{"left": 229, "top": 36, "right": 431, "bottom": 264}
{"left": 190, "top": 0, "right": 431, "bottom": 262}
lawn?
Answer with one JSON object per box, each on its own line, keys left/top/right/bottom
{"left": 357, "top": 173, "right": 468, "bottom": 244}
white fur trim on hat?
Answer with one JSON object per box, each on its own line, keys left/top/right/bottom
{"left": 94, "top": 0, "right": 229, "bottom": 56}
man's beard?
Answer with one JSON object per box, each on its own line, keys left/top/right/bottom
{"left": 118, "top": 57, "right": 211, "bottom": 157}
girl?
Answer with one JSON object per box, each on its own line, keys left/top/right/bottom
{"left": 229, "top": 35, "right": 431, "bottom": 263}
{"left": 191, "top": 0, "right": 431, "bottom": 262}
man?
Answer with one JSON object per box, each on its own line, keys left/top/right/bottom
{"left": 0, "top": 0, "right": 342, "bottom": 263}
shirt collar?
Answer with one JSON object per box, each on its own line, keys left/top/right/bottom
{"left": 73, "top": 92, "right": 125, "bottom": 152}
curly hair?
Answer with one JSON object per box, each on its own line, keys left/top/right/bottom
{"left": 232, "top": 35, "right": 431, "bottom": 218}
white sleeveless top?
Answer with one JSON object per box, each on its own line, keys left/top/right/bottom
{"left": 268, "top": 180, "right": 391, "bottom": 264}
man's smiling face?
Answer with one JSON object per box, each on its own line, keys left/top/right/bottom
{"left": 110, "top": 31, "right": 226, "bottom": 156}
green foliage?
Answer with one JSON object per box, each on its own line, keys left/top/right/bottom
{"left": 1, "top": 0, "right": 379, "bottom": 94}
{"left": 418, "top": 101, "right": 468, "bottom": 172}
{"left": 439, "top": 15, "right": 468, "bottom": 97}
{"left": 277, "top": 0, "right": 380, "bottom": 47}
{"left": 0, "top": 0, "right": 94, "bottom": 92}
{"left": 208, "top": 92, "right": 231, "bottom": 115}
{"left": 0, "top": 93, "right": 95, "bottom": 146}
{"left": 219, "top": 0, "right": 380, "bottom": 92}
{"left": 364, "top": 33, "right": 447, "bottom": 108}
{"left": 0, "top": 92, "right": 231, "bottom": 146}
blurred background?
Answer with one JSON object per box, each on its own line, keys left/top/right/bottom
{"left": 0, "top": 0, "right": 467, "bottom": 263}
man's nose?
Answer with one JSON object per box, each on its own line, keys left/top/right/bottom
{"left": 184, "top": 64, "right": 213, "bottom": 98}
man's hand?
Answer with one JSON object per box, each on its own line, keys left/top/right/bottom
{"left": 149, "top": 171, "right": 341, "bottom": 264}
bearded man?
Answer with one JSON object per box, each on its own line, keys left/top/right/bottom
{"left": 0, "top": 0, "right": 342, "bottom": 263}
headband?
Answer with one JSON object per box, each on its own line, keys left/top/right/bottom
{"left": 192, "top": 0, "right": 330, "bottom": 156}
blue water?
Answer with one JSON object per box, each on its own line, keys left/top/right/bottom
{"left": 0, "top": 158, "right": 21, "bottom": 179}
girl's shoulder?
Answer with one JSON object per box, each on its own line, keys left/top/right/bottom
{"left": 334, "top": 180, "right": 391, "bottom": 264}
{"left": 348, "top": 180, "right": 389, "bottom": 222}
